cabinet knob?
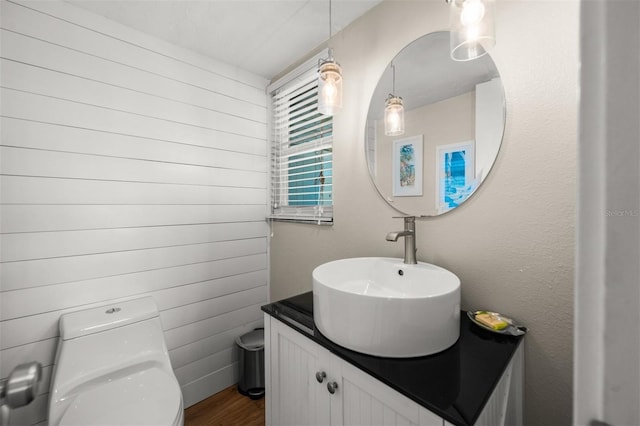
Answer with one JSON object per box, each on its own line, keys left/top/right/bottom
{"left": 327, "top": 381, "right": 339, "bottom": 394}
{"left": 315, "top": 371, "right": 327, "bottom": 383}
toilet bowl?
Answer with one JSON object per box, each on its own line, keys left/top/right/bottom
{"left": 48, "top": 297, "right": 184, "bottom": 426}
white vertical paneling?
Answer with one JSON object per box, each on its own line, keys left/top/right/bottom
{"left": 0, "top": 0, "right": 268, "bottom": 422}
{"left": 344, "top": 380, "right": 417, "bottom": 426}
{"left": 343, "top": 381, "right": 360, "bottom": 425}
{"left": 419, "top": 407, "right": 445, "bottom": 426}
{"left": 339, "top": 361, "right": 420, "bottom": 426}
{"left": 360, "top": 390, "right": 373, "bottom": 425}
{"left": 276, "top": 331, "right": 317, "bottom": 426}
{"left": 264, "top": 314, "right": 273, "bottom": 426}
{"left": 474, "top": 344, "right": 524, "bottom": 426}
{"left": 384, "top": 406, "right": 397, "bottom": 426}
{"left": 354, "top": 380, "right": 416, "bottom": 426}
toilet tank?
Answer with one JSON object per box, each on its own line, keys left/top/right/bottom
{"left": 50, "top": 297, "right": 174, "bottom": 400}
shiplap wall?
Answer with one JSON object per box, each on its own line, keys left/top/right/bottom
{"left": 0, "top": 0, "right": 269, "bottom": 424}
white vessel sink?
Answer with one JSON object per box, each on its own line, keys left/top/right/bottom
{"left": 313, "top": 257, "right": 461, "bottom": 358}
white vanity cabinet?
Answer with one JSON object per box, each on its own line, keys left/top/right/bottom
{"left": 264, "top": 313, "right": 524, "bottom": 426}
{"left": 337, "top": 357, "right": 445, "bottom": 426}
{"left": 265, "top": 314, "right": 444, "bottom": 426}
{"left": 265, "top": 313, "right": 328, "bottom": 425}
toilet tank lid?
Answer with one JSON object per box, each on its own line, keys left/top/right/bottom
{"left": 60, "top": 297, "right": 159, "bottom": 340}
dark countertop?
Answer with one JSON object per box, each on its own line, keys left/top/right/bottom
{"left": 262, "top": 292, "right": 524, "bottom": 426}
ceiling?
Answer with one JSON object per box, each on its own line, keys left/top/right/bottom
{"left": 68, "top": 0, "right": 383, "bottom": 80}
{"left": 368, "top": 31, "right": 500, "bottom": 120}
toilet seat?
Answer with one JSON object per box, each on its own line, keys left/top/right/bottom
{"left": 59, "top": 367, "right": 182, "bottom": 426}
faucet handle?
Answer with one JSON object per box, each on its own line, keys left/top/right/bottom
{"left": 392, "top": 216, "right": 415, "bottom": 222}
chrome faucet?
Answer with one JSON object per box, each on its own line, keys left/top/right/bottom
{"left": 386, "top": 216, "right": 417, "bottom": 264}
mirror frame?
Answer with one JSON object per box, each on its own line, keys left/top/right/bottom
{"left": 365, "top": 31, "right": 506, "bottom": 217}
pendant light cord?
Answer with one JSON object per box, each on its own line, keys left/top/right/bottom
{"left": 326, "top": 0, "right": 333, "bottom": 59}
{"left": 391, "top": 63, "right": 396, "bottom": 94}
{"left": 329, "top": 0, "right": 332, "bottom": 39}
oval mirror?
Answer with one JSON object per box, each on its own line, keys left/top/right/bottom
{"left": 365, "top": 31, "right": 505, "bottom": 216}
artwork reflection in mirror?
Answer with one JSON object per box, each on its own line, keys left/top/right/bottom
{"left": 392, "top": 135, "right": 423, "bottom": 197}
{"left": 365, "top": 31, "right": 505, "bottom": 216}
{"left": 436, "top": 141, "right": 474, "bottom": 213}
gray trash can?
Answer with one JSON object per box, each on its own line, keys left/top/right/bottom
{"left": 236, "top": 328, "right": 265, "bottom": 399}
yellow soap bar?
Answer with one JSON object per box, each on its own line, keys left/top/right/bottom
{"left": 475, "top": 312, "right": 509, "bottom": 330}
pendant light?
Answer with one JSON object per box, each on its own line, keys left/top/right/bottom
{"left": 447, "top": 0, "right": 496, "bottom": 61}
{"left": 317, "top": 0, "right": 342, "bottom": 116}
{"left": 384, "top": 62, "right": 404, "bottom": 136}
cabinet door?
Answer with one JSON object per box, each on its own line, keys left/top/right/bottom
{"left": 265, "top": 315, "right": 445, "bottom": 426}
{"left": 266, "top": 316, "right": 330, "bottom": 426}
{"left": 333, "top": 355, "right": 444, "bottom": 426}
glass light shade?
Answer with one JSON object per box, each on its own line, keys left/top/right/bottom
{"left": 449, "top": 0, "right": 496, "bottom": 61}
{"left": 384, "top": 95, "right": 405, "bottom": 136}
{"left": 317, "top": 59, "right": 343, "bottom": 116}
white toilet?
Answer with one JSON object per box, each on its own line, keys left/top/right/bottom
{"left": 48, "top": 297, "right": 184, "bottom": 426}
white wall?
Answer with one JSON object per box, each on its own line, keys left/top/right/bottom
{"left": 0, "top": 1, "right": 268, "bottom": 424}
{"left": 270, "top": 0, "right": 577, "bottom": 424}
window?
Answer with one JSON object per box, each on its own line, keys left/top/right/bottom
{"left": 269, "top": 53, "right": 333, "bottom": 224}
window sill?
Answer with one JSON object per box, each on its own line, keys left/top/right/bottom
{"left": 267, "top": 217, "right": 333, "bottom": 226}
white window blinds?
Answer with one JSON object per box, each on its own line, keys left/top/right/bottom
{"left": 269, "top": 56, "right": 333, "bottom": 224}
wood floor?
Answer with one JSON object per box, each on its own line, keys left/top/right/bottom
{"left": 184, "top": 385, "right": 265, "bottom": 426}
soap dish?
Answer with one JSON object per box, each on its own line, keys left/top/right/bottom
{"left": 467, "top": 310, "right": 527, "bottom": 336}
